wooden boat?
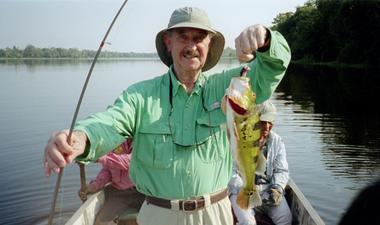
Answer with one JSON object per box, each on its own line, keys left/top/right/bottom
{"left": 65, "top": 178, "right": 325, "bottom": 225}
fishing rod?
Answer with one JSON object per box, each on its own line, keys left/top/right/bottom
{"left": 47, "top": 0, "right": 129, "bottom": 224}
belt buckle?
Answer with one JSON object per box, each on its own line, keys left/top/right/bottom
{"left": 181, "top": 199, "right": 198, "bottom": 211}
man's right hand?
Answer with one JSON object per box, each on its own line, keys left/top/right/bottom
{"left": 43, "top": 130, "right": 87, "bottom": 176}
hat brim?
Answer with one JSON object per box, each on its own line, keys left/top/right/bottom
{"left": 260, "top": 113, "right": 276, "bottom": 123}
{"left": 155, "top": 26, "right": 225, "bottom": 72}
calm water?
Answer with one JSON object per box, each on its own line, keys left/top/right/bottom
{"left": 0, "top": 59, "right": 379, "bottom": 225}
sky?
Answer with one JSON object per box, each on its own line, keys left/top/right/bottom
{"left": 0, "top": 0, "right": 308, "bottom": 53}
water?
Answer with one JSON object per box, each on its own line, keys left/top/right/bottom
{"left": 0, "top": 59, "right": 379, "bottom": 225}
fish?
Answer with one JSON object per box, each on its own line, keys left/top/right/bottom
{"left": 222, "top": 66, "right": 266, "bottom": 209}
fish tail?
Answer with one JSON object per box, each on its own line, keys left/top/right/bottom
{"left": 248, "top": 188, "right": 262, "bottom": 208}
{"left": 236, "top": 189, "right": 250, "bottom": 209}
{"left": 236, "top": 188, "right": 262, "bottom": 209}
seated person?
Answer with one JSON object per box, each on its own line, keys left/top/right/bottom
{"left": 229, "top": 101, "right": 292, "bottom": 225}
{"left": 79, "top": 138, "right": 135, "bottom": 199}
{"left": 78, "top": 139, "right": 143, "bottom": 225}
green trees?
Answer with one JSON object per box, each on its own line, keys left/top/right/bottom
{"left": 0, "top": 45, "right": 236, "bottom": 59}
{"left": 272, "top": 0, "right": 380, "bottom": 66}
{"left": 0, "top": 45, "right": 159, "bottom": 59}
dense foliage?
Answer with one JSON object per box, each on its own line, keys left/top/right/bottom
{"left": 272, "top": 0, "right": 380, "bottom": 66}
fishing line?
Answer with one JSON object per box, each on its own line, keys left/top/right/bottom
{"left": 47, "top": 0, "right": 129, "bottom": 224}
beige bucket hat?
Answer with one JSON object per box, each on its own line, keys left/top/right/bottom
{"left": 155, "top": 7, "right": 225, "bottom": 71}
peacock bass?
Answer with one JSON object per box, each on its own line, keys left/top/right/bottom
{"left": 222, "top": 66, "right": 266, "bottom": 209}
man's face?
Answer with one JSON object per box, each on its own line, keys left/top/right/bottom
{"left": 260, "top": 121, "right": 273, "bottom": 138}
{"left": 164, "top": 27, "right": 212, "bottom": 73}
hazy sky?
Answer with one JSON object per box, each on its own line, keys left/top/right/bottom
{"left": 0, "top": 0, "right": 307, "bottom": 52}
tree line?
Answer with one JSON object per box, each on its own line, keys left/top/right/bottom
{"left": 0, "top": 45, "right": 158, "bottom": 59}
{"left": 0, "top": 45, "right": 237, "bottom": 59}
{"left": 271, "top": 0, "right": 380, "bottom": 67}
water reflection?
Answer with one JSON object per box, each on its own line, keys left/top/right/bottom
{"left": 1, "top": 59, "right": 380, "bottom": 225}
{"left": 0, "top": 58, "right": 162, "bottom": 74}
{"left": 277, "top": 64, "right": 380, "bottom": 180}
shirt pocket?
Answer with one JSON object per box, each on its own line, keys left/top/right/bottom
{"left": 136, "top": 122, "right": 174, "bottom": 169}
{"left": 195, "top": 107, "right": 228, "bottom": 163}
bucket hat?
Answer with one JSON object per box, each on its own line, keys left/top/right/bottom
{"left": 259, "top": 101, "right": 277, "bottom": 123}
{"left": 155, "top": 7, "right": 225, "bottom": 71}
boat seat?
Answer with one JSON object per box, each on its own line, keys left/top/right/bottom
{"left": 114, "top": 210, "right": 138, "bottom": 225}
{"left": 95, "top": 186, "right": 145, "bottom": 225}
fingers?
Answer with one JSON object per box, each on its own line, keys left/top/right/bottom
{"left": 235, "top": 33, "right": 255, "bottom": 63}
{"left": 78, "top": 189, "right": 88, "bottom": 202}
{"left": 43, "top": 131, "right": 69, "bottom": 176}
{"left": 235, "top": 24, "right": 267, "bottom": 63}
{"left": 43, "top": 130, "right": 87, "bottom": 176}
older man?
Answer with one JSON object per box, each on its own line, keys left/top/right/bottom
{"left": 44, "top": 7, "right": 291, "bottom": 225}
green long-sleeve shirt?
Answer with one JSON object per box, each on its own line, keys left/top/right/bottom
{"left": 75, "top": 29, "right": 291, "bottom": 199}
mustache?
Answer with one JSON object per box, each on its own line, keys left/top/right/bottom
{"left": 183, "top": 49, "right": 199, "bottom": 57}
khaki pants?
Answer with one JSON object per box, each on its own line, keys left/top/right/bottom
{"left": 137, "top": 196, "right": 233, "bottom": 225}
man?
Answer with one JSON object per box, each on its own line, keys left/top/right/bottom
{"left": 229, "top": 101, "right": 292, "bottom": 225}
{"left": 44, "top": 7, "right": 291, "bottom": 225}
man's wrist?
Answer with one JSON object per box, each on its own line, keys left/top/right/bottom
{"left": 72, "top": 130, "right": 89, "bottom": 158}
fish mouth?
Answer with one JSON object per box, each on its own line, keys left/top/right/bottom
{"left": 228, "top": 98, "right": 247, "bottom": 115}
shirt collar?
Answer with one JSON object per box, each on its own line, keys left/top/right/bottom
{"left": 168, "top": 66, "right": 206, "bottom": 96}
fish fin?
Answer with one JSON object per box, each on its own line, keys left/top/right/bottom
{"left": 256, "top": 153, "right": 267, "bottom": 176}
{"left": 248, "top": 187, "right": 262, "bottom": 208}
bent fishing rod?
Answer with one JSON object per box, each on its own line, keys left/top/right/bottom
{"left": 48, "top": 0, "right": 129, "bottom": 224}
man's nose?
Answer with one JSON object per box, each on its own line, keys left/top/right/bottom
{"left": 185, "top": 40, "right": 197, "bottom": 49}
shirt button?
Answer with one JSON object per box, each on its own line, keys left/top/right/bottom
{"left": 186, "top": 170, "right": 191, "bottom": 176}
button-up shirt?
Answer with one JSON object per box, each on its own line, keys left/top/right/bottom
{"left": 75, "top": 29, "right": 291, "bottom": 200}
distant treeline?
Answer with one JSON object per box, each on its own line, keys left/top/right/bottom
{"left": 0, "top": 45, "right": 236, "bottom": 59}
{"left": 0, "top": 45, "right": 158, "bottom": 59}
{"left": 271, "top": 0, "right": 380, "bottom": 66}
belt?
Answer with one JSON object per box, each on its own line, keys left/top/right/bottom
{"left": 145, "top": 188, "right": 228, "bottom": 211}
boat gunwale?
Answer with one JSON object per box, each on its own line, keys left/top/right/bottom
{"left": 287, "top": 178, "right": 325, "bottom": 225}
{"left": 64, "top": 190, "right": 105, "bottom": 225}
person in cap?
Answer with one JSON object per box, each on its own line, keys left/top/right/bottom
{"left": 43, "top": 7, "right": 291, "bottom": 225}
{"left": 229, "top": 101, "right": 292, "bottom": 225}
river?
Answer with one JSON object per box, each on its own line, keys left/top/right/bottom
{"left": 0, "top": 59, "right": 379, "bottom": 225}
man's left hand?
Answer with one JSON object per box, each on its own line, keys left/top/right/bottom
{"left": 265, "top": 184, "right": 283, "bottom": 206}
{"left": 235, "top": 24, "right": 268, "bottom": 63}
